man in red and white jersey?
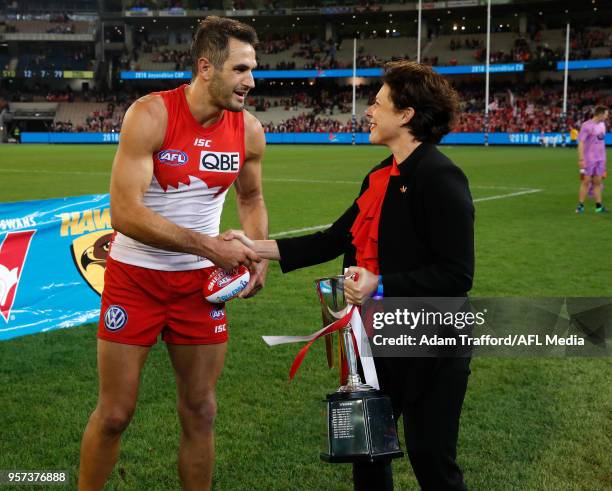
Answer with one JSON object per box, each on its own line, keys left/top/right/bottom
{"left": 78, "top": 17, "right": 267, "bottom": 491}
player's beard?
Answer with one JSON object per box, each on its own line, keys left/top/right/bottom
{"left": 209, "top": 71, "right": 243, "bottom": 112}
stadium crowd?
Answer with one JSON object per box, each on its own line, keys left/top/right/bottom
{"left": 4, "top": 77, "right": 608, "bottom": 135}
{"left": 113, "top": 26, "right": 611, "bottom": 73}
{"left": 52, "top": 101, "right": 128, "bottom": 133}
{"left": 261, "top": 114, "right": 370, "bottom": 133}
{"left": 257, "top": 82, "right": 611, "bottom": 133}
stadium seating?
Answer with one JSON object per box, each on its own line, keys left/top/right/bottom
{"left": 54, "top": 102, "right": 108, "bottom": 128}
{"left": 127, "top": 28, "right": 612, "bottom": 74}
{"left": 0, "top": 54, "right": 10, "bottom": 70}
{"left": 137, "top": 43, "right": 190, "bottom": 71}
{"left": 5, "top": 20, "right": 94, "bottom": 35}
{"left": 17, "top": 52, "right": 92, "bottom": 72}
{"left": 428, "top": 32, "right": 526, "bottom": 65}
{"left": 245, "top": 97, "right": 370, "bottom": 126}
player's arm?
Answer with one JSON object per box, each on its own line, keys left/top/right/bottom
{"left": 577, "top": 125, "right": 588, "bottom": 168}
{"left": 231, "top": 111, "right": 269, "bottom": 297}
{"left": 578, "top": 140, "right": 585, "bottom": 168}
{"left": 110, "top": 96, "right": 259, "bottom": 270}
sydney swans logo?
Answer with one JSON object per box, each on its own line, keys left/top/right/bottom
{"left": 0, "top": 230, "right": 36, "bottom": 322}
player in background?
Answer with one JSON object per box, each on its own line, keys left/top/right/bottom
{"left": 78, "top": 17, "right": 267, "bottom": 491}
{"left": 576, "top": 105, "right": 608, "bottom": 213}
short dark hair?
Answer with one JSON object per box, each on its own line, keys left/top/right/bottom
{"left": 191, "top": 16, "right": 258, "bottom": 75}
{"left": 594, "top": 105, "right": 608, "bottom": 117}
{"left": 382, "top": 61, "right": 459, "bottom": 143}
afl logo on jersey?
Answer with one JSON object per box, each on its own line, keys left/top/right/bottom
{"left": 200, "top": 151, "right": 240, "bottom": 173}
{"left": 104, "top": 305, "right": 128, "bottom": 331}
{"left": 210, "top": 308, "right": 225, "bottom": 320}
{"left": 597, "top": 133, "right": 604, "bottom": 141}
{"left": 158, "top": 149, "right": 189, "bottom": 166}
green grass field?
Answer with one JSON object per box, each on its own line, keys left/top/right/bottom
{"left": 0, "top": 144, "right": 611, "bottom": 490}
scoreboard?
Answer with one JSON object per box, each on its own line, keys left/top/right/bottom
{"left": 1, "top": 70, "right": 94, "bottom": 79}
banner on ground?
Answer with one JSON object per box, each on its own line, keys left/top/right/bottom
{"left": 0, "top": 194, "right": 111, "bottom": 341}
{"left": 21, "top": 132, "right": 612, "bottom": 145}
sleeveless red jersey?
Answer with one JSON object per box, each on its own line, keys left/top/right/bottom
{"left": 110, "top": 84, "right": 245, "bottom": 271}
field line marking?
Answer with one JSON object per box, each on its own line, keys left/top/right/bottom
{"left": 470, "top": 185, "right": 535, "bottom": 190}
{"left": 473, "top": 188, "right": 542, "bottom": 202}
{"left": 0, "top": 169, "right": 541, "bottom": 193}
{"left": 0, "top": 168, "right": 109, "bottom": 176}
{"left": 265, "top": 177, "right": 361, "bottom": 185}
{"left": 267, "top": 179, "right": 535, "bottom": 191}
{"left": 270, "top": 188, "right": 542, "bottom": 238}
{"left": 270, "top": 224, "right": 332, "bottom": 238}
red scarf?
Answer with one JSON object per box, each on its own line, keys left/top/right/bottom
{"left": 350, "top": 158, "right": 400, "bottom": 274}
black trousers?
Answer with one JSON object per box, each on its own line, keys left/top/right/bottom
{"left": 353, "top": 358, "right": 470, "bottom": 491}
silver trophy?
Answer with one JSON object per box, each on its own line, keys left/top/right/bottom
{"left": 315, "top": 276, "right": 403, "bottom": 464}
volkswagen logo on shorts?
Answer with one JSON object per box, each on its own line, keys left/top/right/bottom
{"left": 104, "top": 305, "right": 128, "bottom": 331}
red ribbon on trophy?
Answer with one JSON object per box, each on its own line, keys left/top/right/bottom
{"left": 262, "top": 304, "right": 378, "bottom": 389}
{"left": 288, "top": 306, "right": 356, "bottom": 381}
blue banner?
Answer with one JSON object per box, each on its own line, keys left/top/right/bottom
{"left": 20, "top": 132, "right": 612, "bottom": 146}
{"left": 120, "top": 63, "right": 525, "bottom": 80}
{"left": 556, "top": 58, "right": 612, "bottom": 71}
{"left": 21, "top": 132, "right": 120, "bottom": 144}
{"left": 264, "top": 132, "right": 371, "bottom": 144}
{"left": 119, "top": 59, "right": 612, "bottom": 80}
{"left": 120, "top": 68, "right": 384, "bottom": 80}
{"left": 434, "top": 63, "right": 524, "bottom": 74}
{"left": 120, "top": 71, "right": 192, "bottom": 80}
{"left": 0, "top": 195, "right": 111, "bottom": 340}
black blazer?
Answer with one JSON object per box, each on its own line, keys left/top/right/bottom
{"left": 277, "top": 142, "right": 475, "bottom": 403}
{"left": 278, "top": 142, "right": 475, "bottom": 297}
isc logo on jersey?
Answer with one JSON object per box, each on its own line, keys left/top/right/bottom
{"left": 158, "top": 149, "right": 188, "bottom": 166}
{"left": 200, "top": 151, "right": 239, "bottom": 173}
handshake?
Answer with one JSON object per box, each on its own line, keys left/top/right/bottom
{"left": 205, "top": 230, "right": 279, "bottom": 299}
{"left": 210, "top": 230, "right": 378, "bottom": 305}
{"left": 217, "top": 229, "right": 279, "bottom": 267}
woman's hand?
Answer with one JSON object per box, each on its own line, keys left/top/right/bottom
{"left": 221, "top": 229, "right": 255, "bottom": 249}
{"left": 220, "top": 230, "right": 281, "bottom": 261}
{"left": 344, "top": 266, "right": 378, "bottom": 305}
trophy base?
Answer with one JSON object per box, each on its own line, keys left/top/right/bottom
{"left": 321, "top": 390, "right": 404, "bottom": 464}
{"left": 337, "top": 383, "right": 374, "bottom": 393}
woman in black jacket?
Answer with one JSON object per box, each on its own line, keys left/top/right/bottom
{"left": 229, "top": 61, "right": 474, "bottom": 491}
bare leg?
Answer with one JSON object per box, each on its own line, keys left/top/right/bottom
{"left": 579, "top": 176, "right": 592, "bottom": 203}
{"left": 167, "top": 343, "right": 227, "bottom": 491}
{"left": 592, "top": 176, "right": 603, "bottom": 204}
{"left": 78, "top": 340, "right": 150, "bottom": 491}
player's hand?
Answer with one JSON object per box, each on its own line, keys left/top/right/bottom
{"left": 344, "top": 266, "right": 378, "bottom": 306}
{"left": 220, "top": 230, "right": 267, "bottom": 298}
{"left": 208, "top": 236, "right": 261, "bottom": 270}
{"left": 240, "top": 259, "right": 269, "bottom": 299}
{"left": 579, "top": 158, "right": 586, "bottom": 169}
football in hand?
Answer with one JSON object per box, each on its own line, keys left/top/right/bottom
{"left": 203, "top": 265, "right": 250, "bottom": 303}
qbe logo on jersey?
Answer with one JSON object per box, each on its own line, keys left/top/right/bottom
{"left": 200, "top": 151, "right": 240, "bottom": 173}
